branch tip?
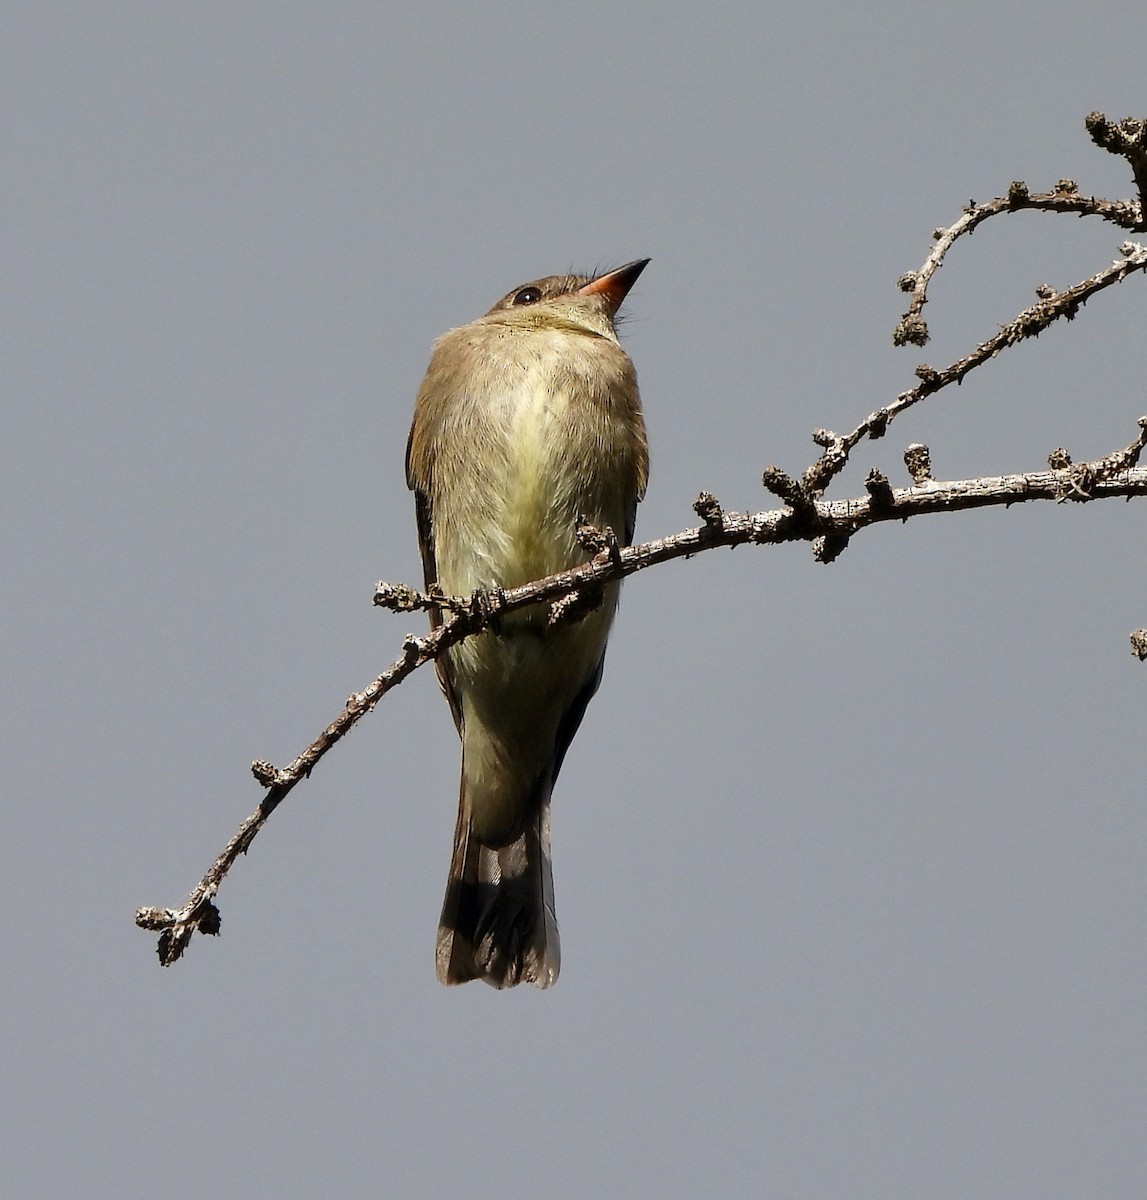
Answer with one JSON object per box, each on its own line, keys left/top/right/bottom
{"left": 196, "top": 903, "right": 222, "bottom": 936}
{"left": 761, "top": 465, "right": 803, "bottom": 504}
{"left": 251, "top": 759, "right": 279, "bottom": 787}
{"left": 373, "top": 581, "right": 425, "bottom": 612}
{"left": 693, "top": 492, "right": 725, "bottom": 528}
{"left": 893, "top": 315, "right": 929, "bottom": 347}
{"left": 865, "top": 468, "right": 895, "bottom": 508}
{"left": 801, "top": 430, "right": 850, "bottom": 497}
{"left": 1131, "top": 629, "right": 1147, "bottom": 661}
{"left": 813, "top": 531, "right": 850, "bottom": 564}
{"left": 135, "top": 905, "right": 175, "bottom": 932}
{"left": 904, "top": 443, "right": 934, "bottom": 485}
{"left": 576, "top": 516, "right": 619, "bottom": 562}
{"left": 548, "top": 585, "right": 604, "bottom": 628}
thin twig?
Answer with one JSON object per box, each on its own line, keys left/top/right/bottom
{"left": 803, "top": 243, "right": 1147, "bottom": 495}
{"left": 894, "top": 182, "right": 1140, "bottom": 348}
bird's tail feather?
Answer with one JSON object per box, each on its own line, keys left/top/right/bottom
{"left": 436, "top": 796, "right": 559, "bottom": 988}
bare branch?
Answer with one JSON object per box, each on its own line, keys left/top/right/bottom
{"left": 894, "top": 181, "right": 1141, "bottom": 350}
{"left": 137, "top": 412, "right": 1147, "bottom": 964}
{"left": 137, "top": 114, "right": 1147, "bottom": 965}
{"left": 802, "top": 242, "right": 1147, "bottom": 495}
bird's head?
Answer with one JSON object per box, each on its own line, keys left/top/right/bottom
{"left": 482, "top": 259, "right": 650, "bottom": 340}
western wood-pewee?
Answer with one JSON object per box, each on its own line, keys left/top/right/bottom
{"left": 406, "top": 260, "right": 649, "bottom": 988}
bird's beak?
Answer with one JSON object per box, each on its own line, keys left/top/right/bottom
{"left": 579, "top": 259, "right": 650, "bottom": 315}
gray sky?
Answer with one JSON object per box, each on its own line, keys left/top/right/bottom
{"left": 4, "top": 4, "right": 1146, "bottom": 1197}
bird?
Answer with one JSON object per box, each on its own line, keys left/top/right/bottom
{"left": 405, "top": 259, "right": 649, "bottom": 987}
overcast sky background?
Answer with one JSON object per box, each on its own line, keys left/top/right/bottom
{"left": 4, "top": 4, "right": 1146, "bottom": 1197}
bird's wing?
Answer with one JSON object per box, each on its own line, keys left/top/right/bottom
{"left": 405, "top": 416, "right": 464, "bottom": 732}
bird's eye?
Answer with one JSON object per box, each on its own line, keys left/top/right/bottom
{"left": 512, "top": 286, "right": 542, "bottom": 306}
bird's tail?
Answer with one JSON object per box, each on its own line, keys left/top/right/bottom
{"left": 436, "top": 795, "right": 559, "bottom": 988}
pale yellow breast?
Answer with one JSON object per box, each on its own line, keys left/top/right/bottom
{"left": 495, "top": 363, "right": 578, "bottom": 582}
{"left": 435, "top": 331, "right": 618, "bottom": 597}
